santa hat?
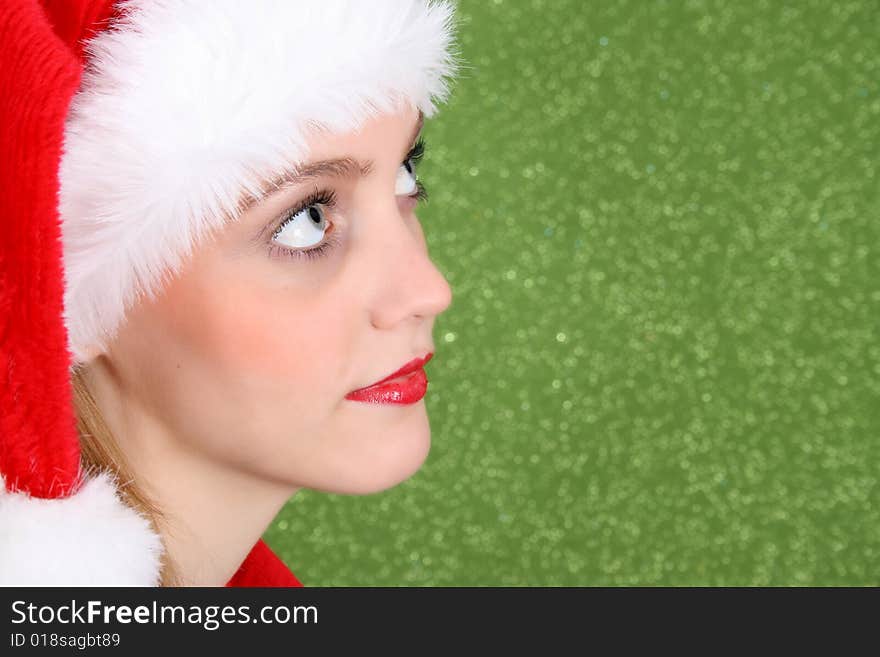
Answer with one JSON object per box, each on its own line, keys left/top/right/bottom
{"left": 0, "top": 0, "right": 460, "bottom": 585}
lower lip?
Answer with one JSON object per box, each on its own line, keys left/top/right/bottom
{"left": 344, "top": 367, "right": 428, "bottom": 405}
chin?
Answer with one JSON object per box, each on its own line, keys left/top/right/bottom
{"left": 313, "top": 411, "right": 433, "bottom": 496}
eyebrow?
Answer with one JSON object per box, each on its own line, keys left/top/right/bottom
{"left": 236, "top": 110, "right": 425, "bottom": 216}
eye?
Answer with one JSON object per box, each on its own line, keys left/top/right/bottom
{"left": 272, "top": 191, "right": 333, "bottom": 250}
{"left": 396, "top": 160, "right": 418, "bottom": 196}
{"left": 267, "top": 139, "right": 430, "bottom": 262}
{"left": 396, "top": 137, "right": 429, "bottom": 202}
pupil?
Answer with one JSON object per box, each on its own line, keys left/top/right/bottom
{"left": 308, "top": 207, "right": 321, "bottom": 224}
{"left": 404, "top": 161, "right": 413, "bottom": 174}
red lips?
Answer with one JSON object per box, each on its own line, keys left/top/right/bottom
{"left": 345, "top": 352, "right": 434, "bottom": 405}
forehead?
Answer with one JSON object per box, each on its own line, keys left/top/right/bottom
{"left": 304, "top": 106, "right": 423, "bottom": 159}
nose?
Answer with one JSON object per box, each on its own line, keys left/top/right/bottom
{"left": 367, "top": 209, "right": 453, "bottom": 330}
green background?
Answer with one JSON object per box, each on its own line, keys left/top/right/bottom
{"left": 266, "top": 0, "right": 879, "bottom": 585}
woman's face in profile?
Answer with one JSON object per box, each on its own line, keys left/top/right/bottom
{"left": 106, "top": 103, "right": 452, "bottom": 495}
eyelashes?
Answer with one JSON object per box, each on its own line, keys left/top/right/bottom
{"left": 268, "top": 138, "right": 429, "bottom": 262}
{"left": 407, "top": 137, "right": 429, "bottom": 203}
{"left": 268, "top": 230, "right": 343, "bottom": 262}
{"left": 406, "top": 137, "right": 426, "bottom": 174}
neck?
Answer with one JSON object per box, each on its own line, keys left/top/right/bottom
{"left": 80, "top": 360, "right": 299, "bottom": 586}
{"left": 145, "top": 443, "right": 297, "bottom": 586}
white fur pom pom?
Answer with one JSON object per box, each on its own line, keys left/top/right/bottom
{"left": 0, "top": 472, "right": 164, "bottom": 586}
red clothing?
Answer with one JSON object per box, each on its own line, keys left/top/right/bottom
{"left": 227, "top": 540, "right": 303, "bottom": 587}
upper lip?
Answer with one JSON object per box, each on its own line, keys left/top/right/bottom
{"left": 351, "top": 352, "right": 434, "bottom": 391}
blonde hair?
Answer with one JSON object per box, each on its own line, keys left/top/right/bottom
{"left": 71, "top": 366, "right": 183, "bottom": 586}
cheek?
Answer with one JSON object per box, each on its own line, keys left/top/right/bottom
{"left": 162, "top": 271, "right": 350, "bottom": 392}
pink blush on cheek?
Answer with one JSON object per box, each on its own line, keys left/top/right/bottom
{"left": 152, "top": 274, "right": 284, "bottom": 378}
{"left": 154, "top": 251, "right": 341, "bottom": 389}
{"left": 193, "top": 291, "right": 346, "bottom": 394}
{"left": 200, "top": 299, "right": 306, "bottom": 379}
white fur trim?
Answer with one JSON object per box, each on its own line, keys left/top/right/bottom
{"left": 0, "top": 472, "right": 164, "bottom": 586}
{"left": 59, "top": 0, "right": 461, "bottom": 364}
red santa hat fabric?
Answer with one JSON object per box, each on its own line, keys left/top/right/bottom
{"left": 0, "top": 0, "right": 459, "bottom": 586}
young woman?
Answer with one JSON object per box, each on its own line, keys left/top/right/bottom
{"left": 0, "top": 0, "right": 461, "bottom": 586}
